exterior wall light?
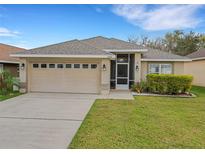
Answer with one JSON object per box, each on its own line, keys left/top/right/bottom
{"left": 136, "top": 65, "right": 139, "bottom": 71}
{"left": 102, "top": 64, "right": 106, "bottom": 71}
{"left": 21, "top": 63, "right": 25, "bottom": 70}
{"left": 136, "top": 61, "right": 139, "bottom": 71}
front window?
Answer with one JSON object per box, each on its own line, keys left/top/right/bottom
{"left": 161, "top": 64, "right": 172, "bottom": 74}
{"left": 149, "top": 64, "right": 160, "bottom": 74}
{"left": 149, "top": 64, "right": 172, "bottom": 74}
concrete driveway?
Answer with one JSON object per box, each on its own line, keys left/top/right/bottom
{"left": 0, "top": 93, "right": 98, "bottom": 149}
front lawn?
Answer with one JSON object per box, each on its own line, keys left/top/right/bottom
{"left": 69, "top": 86, "right": 205, "bottom": 148}
{"left": 0, "top": 92, "right": 21, "bottom": 101}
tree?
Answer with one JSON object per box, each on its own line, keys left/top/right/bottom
{"left": 128, "top": 30, "right": 205, "bottom": 56}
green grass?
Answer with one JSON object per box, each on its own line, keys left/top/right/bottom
{"left": 69, "top": 86, "right": 205, "bottom": 149}
{"left": 0, "top": 92, "right": 21, "bottom": 101}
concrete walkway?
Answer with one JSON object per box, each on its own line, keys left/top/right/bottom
{"left": 100, "top": 90, "right": 134, "bottom": 100}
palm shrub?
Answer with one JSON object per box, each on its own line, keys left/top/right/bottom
{"left": 131, "top": 81, "right": 148, "bottom": 93}
{"left": 0, "top": 70, "right": 19, "bottom": 95}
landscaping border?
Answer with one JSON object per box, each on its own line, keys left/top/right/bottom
{"left": 132, "top": 92, "right": 196, "bottom": 98}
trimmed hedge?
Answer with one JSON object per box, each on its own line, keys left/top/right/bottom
{"left": 146, "top": 74, "right": 193, "bottom": 94}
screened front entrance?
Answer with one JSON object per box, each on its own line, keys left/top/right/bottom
{"left": 110, "top": 54, "right": 135, "bottom": 90}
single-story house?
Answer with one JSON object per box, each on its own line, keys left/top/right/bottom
{"left": 184, "top": 48, "right": 205, "bottom": 87}
{"left": 0, "top": 43, "right": 25, "bottom": 77}
{"left": 11, "top": 36, "right": 191, "bottom": 94}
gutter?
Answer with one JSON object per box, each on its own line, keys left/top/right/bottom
{"left": 141, "top": 58, "right": 192, "bottom": 62}
{"left": 10, "top": 54, "right": 116, "bottom": 59}
{"left": 0, "top": 60, "right": 20, "bottom": 64}
{"left": 191, "top": 57, "right": 205, "bottom": 61}
{"left": 104, "top": 49, "right": 148, "bottom": 53}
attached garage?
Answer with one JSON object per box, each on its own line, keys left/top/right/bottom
{"left": 29, "top": 62, "right": 100, "bottom": 94}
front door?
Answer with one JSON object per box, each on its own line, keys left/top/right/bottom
{"left": 116, "top": 54, "right": 129, "bottom": 90}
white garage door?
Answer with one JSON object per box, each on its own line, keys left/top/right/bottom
{"left": 30, "top": 63, "right": 100, "bottom": 93}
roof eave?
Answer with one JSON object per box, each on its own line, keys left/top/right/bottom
{"left": 10, "top": 54, "right": 116, "bottom": 59}
{"left": 104, "top": 49, "right": 148, "bottom": 53}
{"left": 0, "top": 60, "right": 20, "bottom": 64}
{"left": 141, "top": 58, "right": 192, "bottom": 62}
{"left": 191, "top": 57, "right": 205, "bottom": 61}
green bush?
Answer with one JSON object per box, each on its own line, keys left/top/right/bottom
{"left": 131, "top": 81, "right": 148, "bottom": 93}
{"left": 146, "top": 74, "right": 193, "bottom": 95}
{"left": 0, "top": 70, "right": 19, "bottom": 95}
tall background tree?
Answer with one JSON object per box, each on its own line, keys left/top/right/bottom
{"left": 128, "top": 30, "right": 205, "bottom": 56}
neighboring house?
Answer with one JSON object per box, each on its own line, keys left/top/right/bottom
{"left": 0, "top": 43, "right": 25, "bottom": 77}
{"left": 11, "top": 36, "right": 191, "bottom": 94}
{"left": 185, "top": 48, "right": 205, "bottom": 87}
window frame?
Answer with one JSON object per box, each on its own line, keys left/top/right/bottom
{"left": 65, "top": 64, "right": 72, "bottom": 69}
{"left": 91, "top": 64, "right": 97, "bottom": 69}
{"left": 148, "top": 63, "right": 172, "bottom": 74}
{"left": 82, "top": 64, "right": 89, "bottom": 69}
{"left": 40, "top": 64, "right": 47, "bottom": 68}
{"left": 57, "top": 64, "right": 64, "bottom": 69}
{"left": 49, "top": 64, "right": 55, "bottom": 68}
{"left": 33, "top": 64, "right": 39, "bottom": 68}
{"left": 74, "top": 64, "right": 80, "bottom": 69}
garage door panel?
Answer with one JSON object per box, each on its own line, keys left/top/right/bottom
{"left": 30, "top": 63, "right": 100, "bottom": 93}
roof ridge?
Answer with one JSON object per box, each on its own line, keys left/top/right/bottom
{"left": 0, "top": 43, "right": 25, "bottom": 50}
{"left": 28, "top": 39, "right": 79, "bottom": 51}
{"left": 78, "top": 40, "right": 109, "bottom": 53}
{"left": 110, "top": 38, "right": 146, "bottom": 47}
{"left": 81, "top": 36, "right": 111, "bottom": 42}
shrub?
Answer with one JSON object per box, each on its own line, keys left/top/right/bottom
{"left": 146, "top": 74, "right": 193, "bottom": 95}
{"left": 0, "top": 70, "right": 19, "bottom": 95}
{"left": 131, "top": 81, "right": 148, "bottom": 93}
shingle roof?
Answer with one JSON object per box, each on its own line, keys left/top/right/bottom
{"left": 11, "top": 36, "right": 190, "bottom": 61}
{"left": 81, "top": 36, "right": 146, "bottom": 50}
{"left": 0, "top": 43, "right": 25, "bottom": 62}
{"left": 14, "top": 39, "right": 112, "bottom": 56}
{"left": 187, "top": 48, "right": 205, "bottom": 59}
{"left": 142, "top": 49, "right": 190, "bottom": 60}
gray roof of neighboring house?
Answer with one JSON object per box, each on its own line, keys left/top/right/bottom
{"left": 187, "top": 48, "right": 205, "bottom": 59}
{"left": 81, "top": 36, "right": 146, "bottom": 50}
{"left": 14, "top": 39, "right": 112, "bottom": 56}
{"left": 142, "top": 49, "right": 190, "bottom": 60}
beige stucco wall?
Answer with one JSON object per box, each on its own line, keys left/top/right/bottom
{"left": 19, "top": 57, "right": 111, "bottom": 94}
{"left": 184, "top": 60, "right": 205, "bottom": 87}
{"left": 173, "top": 62, "right": 185, "bottom": 74}
{"left": 141, "top": 61, "right": 185, "bottom": 80}
{"left": 100, "top": 59, "right": 110, "bottom": 94}
{"left": 19, "top": 58, "right": 27, "bottom": 93}
{"left": 141, "top": 61, "right": 148, "bottom": 81}
{"left": 134, "top": 53, "right": 141, "bottom": 83}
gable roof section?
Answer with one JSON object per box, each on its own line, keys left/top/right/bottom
{"left": 81, "top": 36, "right": 146, "bottom": 51}
{"left": 0, "top": 43, "right": 25, "bottom": 63}
{"left": 12, "top": 39, "right": 114, "bottom": 58}
{"left": 11, "top": 36, "right": 190, "bottom": 61}
{"left": 187, "top": 48, "right": 205, "bottom": 60}
{"left": 141, "top": 49, "right": 191, "bottom": 61}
